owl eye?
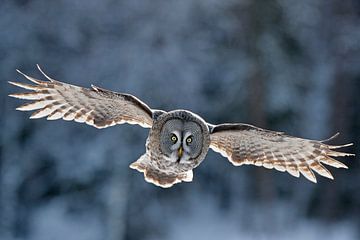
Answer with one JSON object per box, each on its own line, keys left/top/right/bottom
{"left": 171, "top": 134, "right": 178, "bottom": 143}
{"left": 186, "top": 136, "right": 193, "bottom": 144}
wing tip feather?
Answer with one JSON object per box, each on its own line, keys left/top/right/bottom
{"left": 16, "top": 69, "right": 23, "bottom": 75}
{"left": 16, "top": 69, "right": 32, "bottom": 80}
{"left": 16, "top": 106, "right": 29, "bottom": 111}
{"left": 302, "top": 174, "right": 317, "bottom": 183}
{"left": 309, "top": 177, "right": 317, "bottom": 183}
{"left": 29, "top": 115, "right": 40, "bottom": 119}
{"left": 328, "top": 175, "right": 335, "bottom": 180}
{"left": 8, "top": 81, "right": 17, "bottom": 86}
{"left": 321, "top": 132, "right": 340, "bottom": 143}
{"left": 36, "top": 64, "right": 55, "bottom": 82}
{"left": 328, "top": 143, "right": 354, "bottom": 149}
{"left": 16, "top": 68, "right": 46, "bottom": 85}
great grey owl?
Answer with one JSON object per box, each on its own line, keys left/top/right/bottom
{"left": 9, "top": 65, "right": 354, "bottom": 188}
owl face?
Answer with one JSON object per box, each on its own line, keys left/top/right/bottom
{"left": 160, "top": 118, "right": 204, "bottom": 164}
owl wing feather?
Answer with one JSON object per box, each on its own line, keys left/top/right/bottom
{"left": 209, "top": 123, "right": 354, "bottom": 183}
{"left": 9, "top": 65, "right": 153, "bottom": 129}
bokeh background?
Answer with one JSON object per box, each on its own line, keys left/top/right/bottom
{"left": 1, "top": 0, "right": 359, "bottom": 240}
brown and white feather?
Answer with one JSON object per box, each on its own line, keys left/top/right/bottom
{"left": 209, "top": 124, "right": 353, "bottom": 183}
{"left": 9, "top": 65, "right": 153, "bottom": 129}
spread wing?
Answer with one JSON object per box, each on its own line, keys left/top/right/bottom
{"left": 9, "top": 65, "right": 154, "bottom": 129}
{"left": 209, "top": 123, "right": 354, "bottom": 183}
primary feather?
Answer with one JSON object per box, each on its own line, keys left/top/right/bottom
{"left": 9, "top": 65, "right": 154, "bottom": 129}
{"left": 209, "top": 124, "right": 353, "bottom": 183}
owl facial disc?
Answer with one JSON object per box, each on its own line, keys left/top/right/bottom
{"left": 159, "top": 118, "right": 204, "bottom": 164}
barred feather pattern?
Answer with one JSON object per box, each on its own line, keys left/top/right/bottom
{"left": 130, "top": 154, "right": 193, "bottom": 188}
{"left": 209, "top": 124, "right": 354, "bottom": 183}
{"left": 9, "top": 65, "right": 153, "bottom": 129}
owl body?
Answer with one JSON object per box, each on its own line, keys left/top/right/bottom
{"left": 130, "top": 110, "right": 211, "bottom": 187}
{"left": 9, "top": 66, "right": 354, "bottom": 188}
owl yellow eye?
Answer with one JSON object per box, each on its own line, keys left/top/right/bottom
{"left": 171, "top": 135, "right": 178, "bottom": 143}
{"left": 186, "top": 136, "right": 193, "bottom": 144}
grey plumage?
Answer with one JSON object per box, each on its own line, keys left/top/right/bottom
{"left": 130, "top": 110, "right": 210, "bottom": 187}
{"left": 9, "top": 66, "right": 354, "bottom": 188}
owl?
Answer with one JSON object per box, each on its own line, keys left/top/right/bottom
{"left": 9, "top": 65, "right": 354, "bottom": 188}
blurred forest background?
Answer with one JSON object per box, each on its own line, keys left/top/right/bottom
{"left": 0, "top": 0, "right": 359, "bottom": 240}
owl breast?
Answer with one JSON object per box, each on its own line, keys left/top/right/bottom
{"left": 147, "top": 110, "right": 210, "bottom": 174}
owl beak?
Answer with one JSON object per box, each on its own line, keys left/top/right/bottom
{"left": 177, "top": 147, "right": 183, "bottom": 159}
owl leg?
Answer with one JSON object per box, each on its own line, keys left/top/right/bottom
{"left": 129, "top": 154, "right": 193, "bottom": 188}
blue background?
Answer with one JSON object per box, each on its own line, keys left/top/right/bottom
{"left": 1, "top": 1, "right": 359, "bottom": 239}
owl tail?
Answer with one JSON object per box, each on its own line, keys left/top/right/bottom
{"left": 130, "top": 154, "right": 193, "bottom": 188}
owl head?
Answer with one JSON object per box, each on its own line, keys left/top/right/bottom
{"left": 151, "top": 110, "right": 210, "bottom": 171}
